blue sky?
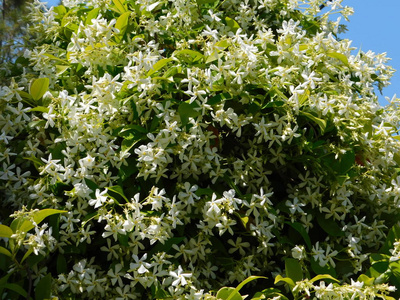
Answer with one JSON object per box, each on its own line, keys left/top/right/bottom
{"left": 340, "top": 0, "right": 400, "bottom": 105}
{"left": 44, "top": 0, "right": 399, "bottom": 105}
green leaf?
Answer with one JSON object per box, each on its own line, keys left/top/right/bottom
{"left": 285, "top": 222, "right": 312, "bottom": 250}
{"left": 23, "top": 156, "right": 45, "bottom": 170}
{"left": 178, "top": 101, "right": 201, "bottom": 126}
{"left": 311, "top": 257, "right": 336, "bottom": 277}
{"left": 309, "top": 274, "right": 340, "bottom": 284}
{"left": 20, "top": 248, "right": 33, "bottom": 264}
{"left": 173, "top": 49, "right": 204, "bottom": 64}
{"left": 53, "top": 5, "right": 67, "bottom": 19}
{"left": 357, "top": 274, "right": 375, "bottom": 286}
{"left": 115, "top": 11, "right": 130, "bottom": 42}
{"left": 57, "top": 254, "right": 68, "bottom": 274}
{"left": 30, "top": 78, "right": 49, "bottom": 101}
{"left": 227, "top": 276, "right": 267, "bottom": 300}
{"left": 327, "top": 52, "right": 349, "bottom": 66}
{"left": 35, "top": 273, "right": 52, "bottom": 300}
{"left": 196, "top": 0, "right": 219, "bottom": 4}
{"left": 274, "top": 274, "right": 295, "bottom": 288}
{"left": 390, "top": 260, "right": 400, "bottom": 278}
{"left": 300, "top": 111, "right": 326, "bottom": 134}
{"left": 316, "top": 213, "right": 344, "bottom": 237}
{"left": 206, "top": 51, "right": 219, "bottom": 64}
{"left": 338, "top": 151, "right": 355, "bottom": 174}
{"left": 43, "top": 53, "right": 68, "bottom": 64}
{"left": 56, "top": 65, "right": 70, "bottom": 76}
{"left": 29, "top": 106, "right": 49, "bottom": 113}
{"left": 3, "top": 283, "right": 27, "bottom": 298}
{"left": 207, "top": 92, "right": 231, "bottom": 105}
{"left": 253, "top": 288, "right": 289, "bottom": 300}
{"left": 147, "top": 58, "right": 173, "bottom": 76}
{"left": 216, "top": 287, "right": 243, "bottom": 300}
{"left": 107, "top": 186, "right": 129, "bottom": 203}
{"left": 10, "top": 209, "right": 67, "bottom": 234}
{"left": 215, "top": 39, "right": 229, "bottom": 50}
{"left": 225, "top": 16, "right": 240, "bottom": 33}
{"left": 381, "top": 224, "right": 400, "bottom": 255}
{"left": 0, "top": 246, "right": 12, "bottom": 258}
{"left": 285, "top": 258, "right": 303, "bottom": 283}
{"left": 0, "top": 225, "right": 13, "bottom": 238}
{"left": 121, "top": 138, "right": 141, "bottom": 153}
{"left": 112, "top": 0, "right": 127, "bottom": 14}
{"left": 85, "top": 7, "right": 101, "bottom": 25}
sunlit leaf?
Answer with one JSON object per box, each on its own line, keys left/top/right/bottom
{"left": 0, "top": 246, "right": 12, "bottom": 258}
{"left": 147, "top": 58, "right": 173, "bottom": 76}
{"left": 0, "top": 225, "right": 13, "bottom": 238}
{"left": 327, "top": 52, "right": 349, "bottom": 66}
{"left": 112, "top": 0, "right": 127, "bottom": 14}
{"left": 115, "top": 11, "right": 130, "bottom": 42}
{"left": 30, "top": 78, "right": 49, "bottom": 101}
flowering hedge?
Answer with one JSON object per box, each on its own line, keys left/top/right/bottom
{"left": 1, "top": 0, "right": 400, "bottom": 299}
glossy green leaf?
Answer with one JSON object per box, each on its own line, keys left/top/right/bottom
{"left": 327, "top": 52, "right": 349, "bottom": 66}
{"left": 17, "top": 90, "right": 33, "bottom": 101}
{"left": 0, "top": 246, "right": 12, "bottom": 258}
{"left": 390, "top": 260, "right": 400, "bottom": 278}
{"left": 216, "top": 287, "right": 242, "bottom": 300}
{"left": 43, "top": 53, "right": 68, "bottom": 64}
{"left": 85, "top": 7, "right": 101, "bottom": 25}
{"left": 300, "top": 111, "right": 326, "bottom": 133}
{"left": 357, "top": 274, "right": 375, "bottom": 286}
{"left": 57, "top": 254, "right": 68, "bottom": 274}
{"left": 285, "top": 258, "right": 303, "bottom": 283}
{"left": 285, "top": 222, "right": 312, "bottom": 250}
{"left": 227, "top": 276, "right": 267, "bottom": 300}
{"left": 20, "top": 248, "right": 33, "bottom": 264}
{"left": 53, "top": 5, "right": 66, "bottom": 19}
{"left": 112, "top": 0, "right": 127, "bottom": 14}
{"left": 207, "top": 92, "right": 231, "bottom": 105}
{"left": 206, "top": 51, "right": 219, "bottom": 64}
{"left": 253, "top": 288, "right": 289, "bottom": 300}
{"left": 196, "top": 0, "right": 219, "bottom": 4}
{"left": 225, "top": 16, "right": 240, "bottom": 33}
{"left": 173, "top": 49, "right": 204, "bottom": 64}
{"left": 178, "top": 101, "right": 201, "bottom": 126}
{"left": 381, "top": 224, "right": 400, "bottom": 255}
{"left": 10, "top": 209, "right": 67, "bottom": 234}
{"left": 56, "top": 65, "right": 70, "bottom": 76}
{"left": 3, "top": 283, "right": 27, "bottom": 298}
{"left": 311, "top": 257, "right": 336, "bottom": 277}
{"left": 35, "top": 273, "right": 52, "bottom": 300}
{"left": 29, "top": 106, "right": 49, "bottom": 113}
{"left": 309, "top": 274, "right": 340, "bottom": 284}
{"left": 274, "top": 274, "right": 295, "bottom": 288}
{"left": 115, "top": 11, "right": 130, "bottom": 42}
{"left": 215, "top": 39, "right": 229, "bottom": 50}
{"left": 147, "top": 58, "right": 173, "bottom": 76}
{"left": 0, "top": 225, "right": 13, "bottom": 238}
{"left": 30, "top": 78, "right": 49, "bottom": 101}
{"left": 107, "top": 185, "right": 129, "bottom": 203}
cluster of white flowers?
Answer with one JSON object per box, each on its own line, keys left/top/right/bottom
{"left": 1, "top": 0, "right": 400, "bottom": 298}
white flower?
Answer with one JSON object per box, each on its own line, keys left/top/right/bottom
{"left": 88, "top": 189, "right": 108, "bottom": 209}
{"left": 169, "top": 266, "right": 191, "bottom": 286}
{"left": 292, "top": 245, "right": 306, "bottom": 260}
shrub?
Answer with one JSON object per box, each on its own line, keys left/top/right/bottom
{"left": 1, "top": 0, "right": 400, "bottom": 299}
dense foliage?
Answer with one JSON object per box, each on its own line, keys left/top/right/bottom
{"left": 1, "top": 0, "right": 400, "bottom": 299}
{"left": 0, "top": 0, "right": 32, "bottom": 68}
